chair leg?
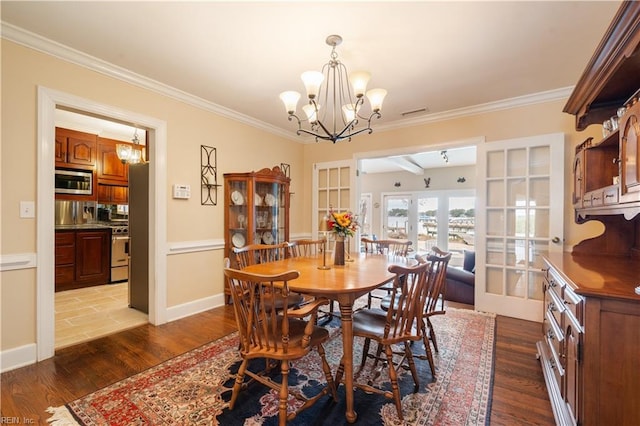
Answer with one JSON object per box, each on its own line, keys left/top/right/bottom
{"left": 317, "top": 344, "right": 338, "bottom": 401}
{"left": 279, "top": 359, "right": 289, "bottom": 426}
{"left": 427, "top": 317, "right": 439, "bottom": 352}
{"left": 404, "top": 341, "right": 420, "bottom": 391}
{"left": 335, "top": 361, "right": 345, "bottom": 386}
{"left": 384, "top": 344, "right": 404, "bottom": 421}
{"left": 420, "top": 324, "right": 437, "bottom": 378}
{"left": 229, "top": 358, "right": 249, "bottom": 409}
{"left": 359, "top": 337, "right": 371, "bottom": 371}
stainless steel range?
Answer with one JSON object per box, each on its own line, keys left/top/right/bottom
{"left": 109, "top": 222, "right": 129, "bottom": 283}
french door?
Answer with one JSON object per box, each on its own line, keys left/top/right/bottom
{"left": 382, "top": 190, "right": 475, "bottom": 267}
{"left": 312, "top": 160, "right": 358, "bottom": 253}
{"left": 475, "top": 133, "right": 564, "bottom": 321}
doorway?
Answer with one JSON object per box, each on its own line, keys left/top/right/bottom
{"left": 53, "top": 109, "right": 149, "bottom": 348}
{"left": 37, "top": 87, "right": 168, "bottom": 361}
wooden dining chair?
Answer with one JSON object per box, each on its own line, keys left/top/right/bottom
{"left": 379, "top": 249, "right": 451, "bottom": 375}
{"left": 232, "top": 242, "right": 304, "bottom": 309}
{"left": 223, "top": 262, "right": 338, "bottom": 425}
{"left": 335, "top": 261, "right": 431, "bottom": 421}
{"left": 361, "top": 237, "right": 379, "bottom": 254}
{"left": 288, "top": 238, "right": 335, "bottom": 322}
{"left": 420, "top": 247, "right": 452, "bottom": 354}
{"left": 364, "top": 239, "right": 413, "bottom": 308}
{"left": 287, "top": 238, "right": 325, "bottom": 257}
{"left": 232, "top": 242, "right": 290, "bottom": 269}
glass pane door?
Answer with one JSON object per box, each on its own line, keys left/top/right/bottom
{"left": 448, "top": 195, "right": 475, "bottom": 267}
{"left": 313, "top": 160, "right": 356, "bottom": 253}
{"left": 382, "top": 195, "right": 411, "bottom": 240}
{"left": 476, "top": 133, "right": 564, "bottom": 321}
{"left": 417, "top": 196, "right": 439, "bottom": 253}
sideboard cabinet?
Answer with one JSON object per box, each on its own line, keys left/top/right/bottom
{"left": 223, "top": 166, "right": 290, "bottom": 299}
{"left": 540, "top": 254, "right": 640, "bottom": 426}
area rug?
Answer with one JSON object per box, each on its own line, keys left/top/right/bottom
{"left": 47, "top": 307, "right": 495, "bottom": 425}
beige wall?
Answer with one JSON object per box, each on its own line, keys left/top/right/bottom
{"left": 302, "top": 100, "right": 605, "bottom": 250}
{"left": 1, "top": 38, "right": 605, "bottom": 356}
{"left": 0, "top": 40, "right": 304, "bottom": 351}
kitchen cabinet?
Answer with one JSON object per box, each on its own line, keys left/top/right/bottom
{"left": 539, "top": 254, "right": 640, "bottom": 426}
{"left": 55, "top": 231, "right": 75, "bottom": 288}
{"left": 97, "top": 184, "right": 128, "bottom": 204}
{"left": 223, "top": 166, "right": 290, "bottom": 301}
{"left": 55, "top": 127, "right": 97, "bottom": 168}
{"left": 97, "top": 137, "right": 129, "bottom": 184}
{"left": 55, "top": 228, "right": 111, "bottom": 292}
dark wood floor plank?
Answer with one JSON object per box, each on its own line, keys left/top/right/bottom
{"left": 1, "top": 305, "right": 554, "bottom": 425}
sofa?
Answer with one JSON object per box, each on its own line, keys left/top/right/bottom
{"left": 444, "top": 250, "right": 475, "bottom": 305}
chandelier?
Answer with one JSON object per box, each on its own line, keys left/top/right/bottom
{"left": 279, "top": 35, "right": 387, "bottom": 144}
{"left": 116, "top": 128, "right": 144, "bottom": 164}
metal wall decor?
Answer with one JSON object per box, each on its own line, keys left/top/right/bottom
{"left": 201, "top": 145, "right": 221, "bottom": 205}
{"left": 280, "top": 163, "right": 291, "bottom": 178}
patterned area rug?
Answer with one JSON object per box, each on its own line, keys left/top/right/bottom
{"left": 47, "top": 307, "right": 495, "bottom": 425}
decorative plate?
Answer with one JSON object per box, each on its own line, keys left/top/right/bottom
{"left": 255, "top": 193, "right": 263, "bottom": 206}
{"left": 232, "top": 232, "right": 246, "bottom": 248}
{"left": 231, "top": 190, "right": 244, "bottom": 205}
{"left": 262, "top": 231, "right": 274, "bottom": 244}
{"left": 264, "top": 193, "right": 276, "bottom": 206}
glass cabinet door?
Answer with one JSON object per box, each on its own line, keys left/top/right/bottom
{"left": 228, "top": 178, "right": 249, "bottom": 250}
{"left": 254, "top": 180, "right": 284, "bottom": 245}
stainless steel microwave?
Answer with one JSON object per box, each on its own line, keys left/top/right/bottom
{"left": 54, "top": 169, "right": 93, "bottom": 195}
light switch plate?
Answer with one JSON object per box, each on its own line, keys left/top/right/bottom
{"left": 20, "top": 201, "right": 35, "bottom": 218}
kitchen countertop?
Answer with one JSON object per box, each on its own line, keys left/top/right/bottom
{"left": 55, "top": 223, "right": 112, "bottom": 231}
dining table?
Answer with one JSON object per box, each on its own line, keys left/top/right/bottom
{"left": 241, "top": 252, "right": 413, "bottom": 423}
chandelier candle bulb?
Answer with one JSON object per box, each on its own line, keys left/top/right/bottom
{"left": 301, "top": 71, "right": 324, "bottom": 98}
{"left": 366, "top": 88, "right": 387, "bottom": 112}
{"left": 279, "top": 91, "right": 301, "bottom": 114}
{"left": 349, "top": 71, "right": 371, "bottom": 97}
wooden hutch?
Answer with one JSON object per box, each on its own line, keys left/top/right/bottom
{"left": 223, "top": 166, "right": 290, "bottom": 301}
{"left": 537, "top": 3, "right": 640, "bottom": 426}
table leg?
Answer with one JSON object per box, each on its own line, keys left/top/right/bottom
{"left": 338, "top": 301, "right": 357, "bottom": 423}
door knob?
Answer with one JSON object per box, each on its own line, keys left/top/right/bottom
{"left": 551, "top": 237, "right": 561, "bottom": 244}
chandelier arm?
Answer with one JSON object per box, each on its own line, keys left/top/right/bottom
{"left": 295, "top": 127, "right": 336, "bottom": 142}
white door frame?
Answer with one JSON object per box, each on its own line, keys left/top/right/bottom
{"left": 37, "top": 87, "right": 168, "bottom": 361}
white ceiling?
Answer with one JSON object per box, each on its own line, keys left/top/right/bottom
{"left": 1, "top": 1, "right": 621, "bottom": 173}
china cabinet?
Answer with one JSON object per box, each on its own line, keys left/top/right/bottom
{"left": 538, "top": 3, "right": 640, "bottom": 426}
{"left": 223, "top": 166, "right": 290, "bottom": 298}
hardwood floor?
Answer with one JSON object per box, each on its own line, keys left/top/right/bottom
{"left": 1, "top": 303, "right": 555, "bottom": 425}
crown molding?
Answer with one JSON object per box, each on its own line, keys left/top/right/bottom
{"left": 1, "top": 22, "right": 297, "bottom": 141}
{"left": 2, "top": 22, "right": 572, "bottom": 143}
{"left": 376, "top": 86, "right": 574, "bottom": 133}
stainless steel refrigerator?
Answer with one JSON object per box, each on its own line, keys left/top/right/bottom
{"left": 128, "top": 163, "right": 149, "bottom": 313}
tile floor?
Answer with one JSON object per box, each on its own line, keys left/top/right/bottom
{"left": 55, "top": 282, "right": 148, "bottom": 349}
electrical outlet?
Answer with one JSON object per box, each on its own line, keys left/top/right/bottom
{"left": 20, "top": 201, "right": 35, "bottom": 218}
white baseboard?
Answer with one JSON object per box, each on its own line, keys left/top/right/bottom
{"left": 1, "top": 343, "right": 37, "bottom": 373}
{"left": 165, "top": 292, "right": 227, "bottom": 322}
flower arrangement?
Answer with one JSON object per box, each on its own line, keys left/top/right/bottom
{"left": 327, "top": 209, "right": 359, "bottom": 237}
